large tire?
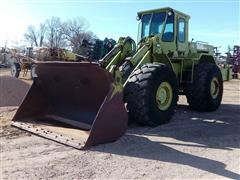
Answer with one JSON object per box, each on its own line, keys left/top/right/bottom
{"left": 11, "top": 63, "right": 20, "bottom": 78}
{"left": 186, "top": 63, "right": 223, "bottom": 112}
{"left": 119, "top": 60, "right": 134, "bottom": 82}
{"left": 124, "top": 63, "right": 178, "bottom": 126}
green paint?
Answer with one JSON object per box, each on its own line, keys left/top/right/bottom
{"left": 210, "top": 77, "right": 220, "bottom": 99}
{"left": 220, "top": 65, "right": 232, "bottom": 81}
{"left": 156, "top": 81, "right": 173, "bottom": 110}
{"left": 101, "top": 7, "right": 223, "bottom": 94}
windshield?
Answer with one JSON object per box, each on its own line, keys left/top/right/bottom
{"left": 141, "top": 12, "right": 166, "bottom": 39}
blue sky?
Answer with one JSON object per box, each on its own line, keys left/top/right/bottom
{"left": 1, "top": 0, "right": 239, "bottom": 53}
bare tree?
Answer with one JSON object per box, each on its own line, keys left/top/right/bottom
{"left": 45, "top": 17, "right": 66, "bottom": 48}
{"left": 62, "top": 17, "right": 96, "bottom": 54}
{"left": 23, "top": 16, "right": 95, "bottom": 53}
{"left": 24, "top": 23, "right": 47, "bottom": 47}
{"left": 227, "top": 45, "right": 233, "bottom": 54}
{"left": 39, "top": 23, "right": 46, "bottom": 47}
{"left": 24, "top": 26, "right": 39, "bottom": 47}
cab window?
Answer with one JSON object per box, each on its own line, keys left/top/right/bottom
{"left": 141, "top": 12, "right": 166, "bottom": 39}
{"left": 178, "top": 18, "right": 185, "bottom": 42}
{"left": 162, "top": 13, "right": 174, "bottom": 42}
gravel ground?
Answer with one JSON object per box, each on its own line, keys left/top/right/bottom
{"left": 0, "top": 69, "right": 240, "bottom": 179}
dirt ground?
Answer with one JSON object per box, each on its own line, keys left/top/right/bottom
{"left": 0, "top": 69, "right": 240, "bottom": 179}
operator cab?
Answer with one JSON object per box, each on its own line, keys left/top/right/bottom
{"left": 137, "top": 7, "right": 190, "bottom": 56}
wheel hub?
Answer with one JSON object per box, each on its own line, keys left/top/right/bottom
{"left": 210, "top": 77, "right": 219, "bottom": 99}
{"left": 156, "top": 81, "right": 173, "bottom": 111}
{"left": 11, "top": 67, "right": 16, "bottom": 75}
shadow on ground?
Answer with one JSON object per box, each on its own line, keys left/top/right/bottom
{"left": 146, "top": 103, "right": 240, "bottom": 149}
{"left": 92, "top": 103, "right": 240, "bottom": 179}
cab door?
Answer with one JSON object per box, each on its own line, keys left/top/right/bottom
{"left": 161, "top": 11, "right": 176, "bottom": 56}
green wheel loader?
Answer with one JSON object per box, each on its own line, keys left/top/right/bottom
{"left": 12, "top": 7, "right": 223, "bottom": 149}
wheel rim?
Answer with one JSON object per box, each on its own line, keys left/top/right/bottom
{"left": 156, "top": 81, "right": 173, "bottom": 111}
{"left": 31, "top": 66, "right": 36, "bottom": 78}
{"left": 11, "top": 66, "right": 16, "bottom": 76}
{"left": 210, "top": 77, "right": 220, "bottom": 99}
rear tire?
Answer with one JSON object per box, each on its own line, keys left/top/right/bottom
{"left": 11, "top": 63, "right": 20, "bottom": 78}
{"left": 185, "top": 63, "right": 223, "bottom": 111}
{"left": 124, "top": 63, "right": 178, "bottom": 126}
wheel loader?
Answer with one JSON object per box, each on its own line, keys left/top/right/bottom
{"left": 12, "top": 7, "right": 223, "bottom": 149}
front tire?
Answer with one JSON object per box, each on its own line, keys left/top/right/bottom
{"left": 124, "top": 63, "right": 178, "bottom": 126}
{"left": 186, "top": 63, "right": 223, "bottom": 111}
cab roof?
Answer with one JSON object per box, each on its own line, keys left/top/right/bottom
{"left": 137, "top": 7, "right": 190, "bottom": 19}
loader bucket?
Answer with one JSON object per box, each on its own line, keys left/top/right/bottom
{"left": 12, "top": 62, "right": 128, "bottom": 149}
